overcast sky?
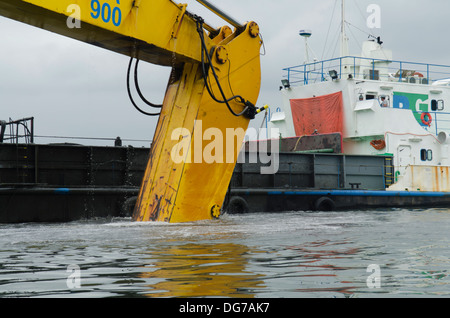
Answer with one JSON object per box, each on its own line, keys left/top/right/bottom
{"left": 1, "top": 0, "right": 450, "bottom": 146}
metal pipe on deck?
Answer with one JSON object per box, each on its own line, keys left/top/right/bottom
{"left": 0, "top": 120, "right": 6, "bottom": 143}
{"left": 195, "top": 0, "right": 243, "bottom": 28}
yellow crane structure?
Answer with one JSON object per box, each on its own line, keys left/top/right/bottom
{"left": 0, "top": 0, "right": 264, "bottom": 222}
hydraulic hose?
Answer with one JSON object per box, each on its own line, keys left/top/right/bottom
{"left": 193, "top": 16, "right": 258, "bottom": 119}
{"left": 126, "top": 57, "right": 161, "bottom": 116}
{"left": 134, "top": 59, "right": 162, "bottom": 108}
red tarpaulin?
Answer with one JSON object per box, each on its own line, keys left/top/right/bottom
{"left": 290, "top": 91, "right": 344, "bottom": 136}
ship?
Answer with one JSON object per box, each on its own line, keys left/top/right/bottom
{"left": 224, "top": 1, "right": 450, "bottom": 214}
{"left": 274, "top": 9, "right": 450, "bottom": 193}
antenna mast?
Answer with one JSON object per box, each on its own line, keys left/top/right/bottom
{"left": 299, "top": 29, "right": 312, "bottom": 64}
{"left": 340, "top": 0, "right": 349, "bottom": 57}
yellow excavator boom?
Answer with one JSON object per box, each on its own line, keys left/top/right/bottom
{"left": 0, "top": 0, "right": 263, "bottom": 222}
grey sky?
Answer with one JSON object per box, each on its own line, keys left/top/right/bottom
{"left": 1, "top": 0, "right": 449, "bottom": 146}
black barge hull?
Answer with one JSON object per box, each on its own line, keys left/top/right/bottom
{"left": 0, "top": 143, "right": 147, "bottom": 222}
{"left": 1, "top": 141, "right": 450, "bottom": 223}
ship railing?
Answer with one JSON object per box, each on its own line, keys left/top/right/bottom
{"left": 283, "top": 56, "right": 450, "bottom": 86}
{"left": 0, "top": 117, "right": 152, "bottom": 147}
{"left": 0, "top": 117, "right": 34, "bottom": 144}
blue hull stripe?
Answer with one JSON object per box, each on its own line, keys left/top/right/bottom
{"left": 267, "top": 190, "right": 448, "bottom": 197}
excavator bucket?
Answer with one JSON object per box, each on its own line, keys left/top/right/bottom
{"left": 133, "top": 23, "right": 262, "bottom": 222}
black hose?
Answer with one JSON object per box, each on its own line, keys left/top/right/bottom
{"left": 194, "top": 16, "right": 256, "bottom": 118}
{"left": 134, "top": 59, "right": 162, "bottom": 108}
{"left": 126, "top": 57, "right": 161, "bottom": 116}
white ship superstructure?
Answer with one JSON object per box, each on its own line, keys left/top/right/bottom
{"left": 269, "top": 2, "right": 450, "bottom": 192}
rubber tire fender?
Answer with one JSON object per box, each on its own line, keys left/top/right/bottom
{"left": 122, "top": 196, "right": 138, "bottom": 217}
{"left": 314, "top": 196, "right": 336, "bottom": 211}
{"left": 226, "top": 196, "right": 249, "bottom": 214}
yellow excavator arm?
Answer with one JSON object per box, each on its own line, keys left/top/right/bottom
{"left": 0, "top": 0, "right": 263, "bottom": 222}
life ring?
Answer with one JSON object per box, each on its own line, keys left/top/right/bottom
{"left": 413, "top": 72, "right": 424, "bottom": 78}
{"left": 314, "top": 197, "right": 336, "bottom": 211}
{"left": 370, "top": 139, "right": 386, "bottom": 150}
{"left": 421, "top": 112, "right": 432, "bottom": 126}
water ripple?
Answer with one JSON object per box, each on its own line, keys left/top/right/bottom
{"left": 0, "top": 209, "right": 449, "bottom": 297}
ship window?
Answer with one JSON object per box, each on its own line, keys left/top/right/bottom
{"left": 420, "top": 149, "right": 426, "bottom": 161}
{"left": 420, "top": 149, "right": 433, "bottom": 161}
{"left": 366, "top": 94, "right": 376, "bottom": 100}
{"left": 379, "top": 95, "right": 390, "bottom": 107}
{"left": 431, "top": 99, "right": 444, "bottom": 111}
